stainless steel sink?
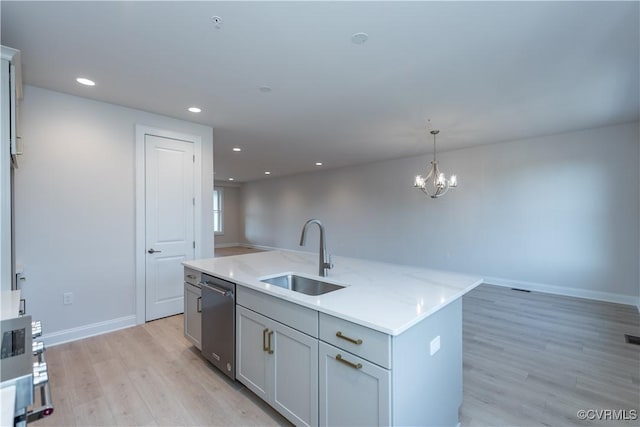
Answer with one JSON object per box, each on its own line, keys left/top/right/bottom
{"left": 261, "top": 274, "right": 345, "bottom": 296}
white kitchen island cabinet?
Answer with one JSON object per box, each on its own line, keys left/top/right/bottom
{"left": 183, "top": 268, "right": 202, "bottom": 349}
{"left": 317, "top": 299, "right": 463, "bottom": 427}
{"left": 183, "top": 282, "right": 201, "bottom": 349}
{"left": 236, "top": 305, "right": 270, "bottom": 401}
{"left": 184, "top": 249, "right": 482, "bottom": 427}
{"left": 319, "top": 341, "right": 390, "bottom": 426}
{"left": 236, "top": 305, "right": 319, "bottom": 427}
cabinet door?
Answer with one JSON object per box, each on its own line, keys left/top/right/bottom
{"left": 236, "top": 306, "right": 270, "bottom": 402}
{"left": 319, "top": 341, "right": 391, "bottom": 427}
{"left": 271, "top": 321, "right": 318, "bottom": 427}
{"left": 184, "top": 283, "right": 201, "bottom": 350}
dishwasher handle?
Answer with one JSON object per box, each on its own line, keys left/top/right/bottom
{"left": 200, "top": 281, "right": 234, "bottom": 298}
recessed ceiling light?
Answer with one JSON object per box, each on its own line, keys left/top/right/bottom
{"left": 259, "top": 86, "right": 272, "bottom": 93}
{"left": 76, "top": 77, "right": 95, "bottom": 86}
{"left": 351, "top": 32, "right": 369, "bottom": 45}
{"left": 228, "top": 178, "right": 234, "bottom": 181}
{"left": 232, "top": 147, "right": 242, "bottom": 152}
{"left": 315, "top": 162, "right": 323, "bottom": 166}
{"left": 188, "top": 107, "right": 201, "bottom": 113}
{"left": 264, "top": 171, "right": 271, "bottom": 175}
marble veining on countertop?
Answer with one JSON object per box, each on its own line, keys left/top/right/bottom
{"left": 184, "top": 250, "right": 482, "bottom": 336}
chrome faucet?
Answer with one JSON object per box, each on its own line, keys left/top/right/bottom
{"left": 299, "top": 219, "right": 333, "bottom": 277}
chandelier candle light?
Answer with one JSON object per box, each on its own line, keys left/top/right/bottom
{"left": 413, "top": 130, "right": 458, "bottom": 198}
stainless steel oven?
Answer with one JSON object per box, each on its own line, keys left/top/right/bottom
{"left": 200, "top": 274, "right": 235, "bottom": 380}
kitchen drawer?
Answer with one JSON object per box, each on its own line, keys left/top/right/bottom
{"left": 236, "top": 286, "right": 318, "bottom": 338}
{"left": 319, "top": 313, "right": 391, "bottom": 369}
{"left": 184, "top": 268, "right": 201, "bottom": 287}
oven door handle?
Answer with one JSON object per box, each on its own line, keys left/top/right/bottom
{"left": 200, "top": 281, "right": 234, "bottom": 298}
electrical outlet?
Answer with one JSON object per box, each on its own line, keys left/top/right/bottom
{"left": 63, "top": 292, "right": 73, "bottom": 305}
{"left": 430, "top": 335, "right": 441, "bottom": 356}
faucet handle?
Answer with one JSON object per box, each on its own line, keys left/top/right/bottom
{"left": 325, "top": 254, "right": 334, "bottom": 270}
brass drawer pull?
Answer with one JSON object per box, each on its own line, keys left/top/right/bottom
{"left": 267, "top": 330, "right": 274, "bottom": 354}
{"left": 336, "top": 331, "right": 362, "bottom": 345}
{"left": 335, "top": 354, "right": 362, "bottom": 369}
{"left": 263, "top": 328, "right": 269, "bottom": 352}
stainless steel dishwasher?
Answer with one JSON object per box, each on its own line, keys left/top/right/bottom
{"left": 200, "top": 274, "right": 236, "bottom": 380}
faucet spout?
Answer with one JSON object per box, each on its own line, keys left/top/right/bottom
{"left": 299, "top": 219, "right": 333, "bottom": 277}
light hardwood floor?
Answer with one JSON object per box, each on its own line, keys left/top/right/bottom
{"left": 460, "top": 285, "right": 639, "bottom": 426}
{"left": 36, "top": 315, "right": 289, "bottom": 427}
{"left": 35, "top": 285, "right": 639, "bottom": 426}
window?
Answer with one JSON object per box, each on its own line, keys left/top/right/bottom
{"left": 213, "top": 187, "right": 223, "bottom": 234}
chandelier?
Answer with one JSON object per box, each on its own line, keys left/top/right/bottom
{"left": 413, "top": 130, "right": 457, "bottom": 198}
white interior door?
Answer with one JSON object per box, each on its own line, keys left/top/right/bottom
{"left": 145, "top": 134, "right": 195, "bottom": 321}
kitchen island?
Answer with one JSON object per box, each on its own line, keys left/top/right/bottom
{"left": 184, "top": 250, "right": 482, "bottom": 426}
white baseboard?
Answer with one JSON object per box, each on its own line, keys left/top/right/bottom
{"left": 42, "top": 315, "right": 137, "bottom": 347}
{"left": 244, "top": 243, "right": 284, "bottom": 251}
{"left": 214, "top": 242, "right": 242, "bottom": 248}
{"left": 215, "top": 243, "right": 282, "bottom": 250}
{"left": 484, "top": 276, "right": 640, "bottom": 308}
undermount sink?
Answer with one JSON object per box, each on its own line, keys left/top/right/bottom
{"left": 261, "top": 274, "right": 345, "bottom": 296}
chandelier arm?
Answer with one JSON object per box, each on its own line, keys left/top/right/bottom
{"left": 413, "top": 129, "right": 456, "bottom": 199}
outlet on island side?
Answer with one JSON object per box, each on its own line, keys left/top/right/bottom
{"left": 430, "top": 335, "right": 441, "bottom": 356}
{"left": 63, "top": 292, "right": 73, "bottom": 305}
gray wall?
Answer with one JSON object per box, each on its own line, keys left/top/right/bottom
{"left": 243, "top": 122, "right": 639, "bottom": 305}
{"left": 15, "top": 85, "right": 214, "bottom": 338}
{"left": 214, "top": 182, "right": 243, "bottom": 246}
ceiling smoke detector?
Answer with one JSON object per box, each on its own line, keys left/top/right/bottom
{"left": 211, "top": 16, "right": 222, "bottom": 29}
{"left": 351, "top": 32, "right": 369, "bottom": 45}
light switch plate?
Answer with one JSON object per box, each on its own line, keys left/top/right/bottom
{"left": 63, "top": 292, "right": 73, "bottom": 305}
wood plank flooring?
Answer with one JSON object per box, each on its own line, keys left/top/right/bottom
{"left": 460, "top": 285, "right": 639, "bottom": 427}
{"left": 34, "top": 285, "right": 639, "bottom": 426}
{"left": 36, "top": 315, "right": 289, "bottom": 426}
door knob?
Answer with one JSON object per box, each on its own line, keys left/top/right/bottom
{"left": 148, "top": 248, "right": 162, "bottom": 254}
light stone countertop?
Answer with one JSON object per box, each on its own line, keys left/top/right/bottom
{"left": 184, "top": 250, "right": 482, "bottom": 336}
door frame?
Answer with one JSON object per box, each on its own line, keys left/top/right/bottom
{"left": 135, "top": 125, "right": 203, "bottom": 325}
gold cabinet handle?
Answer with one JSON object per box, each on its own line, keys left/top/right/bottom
{"left": 196, "top": 297, "right": 202, "bottom": 313}
{"left": 267, "top": 331, "right": 274, "bottom": 354}
{"left": 262, "top": 328, "right": 269, "bottom": 352}
{"left": 335, "top": 354, "right": 362, "bottom": 369}
{"left": 336, "top": 331, "right": 363, "bottom": 345}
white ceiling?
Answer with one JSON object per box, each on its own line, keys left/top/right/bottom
{"left": 2, "top": 1, "right": 638, "bottom": 182}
